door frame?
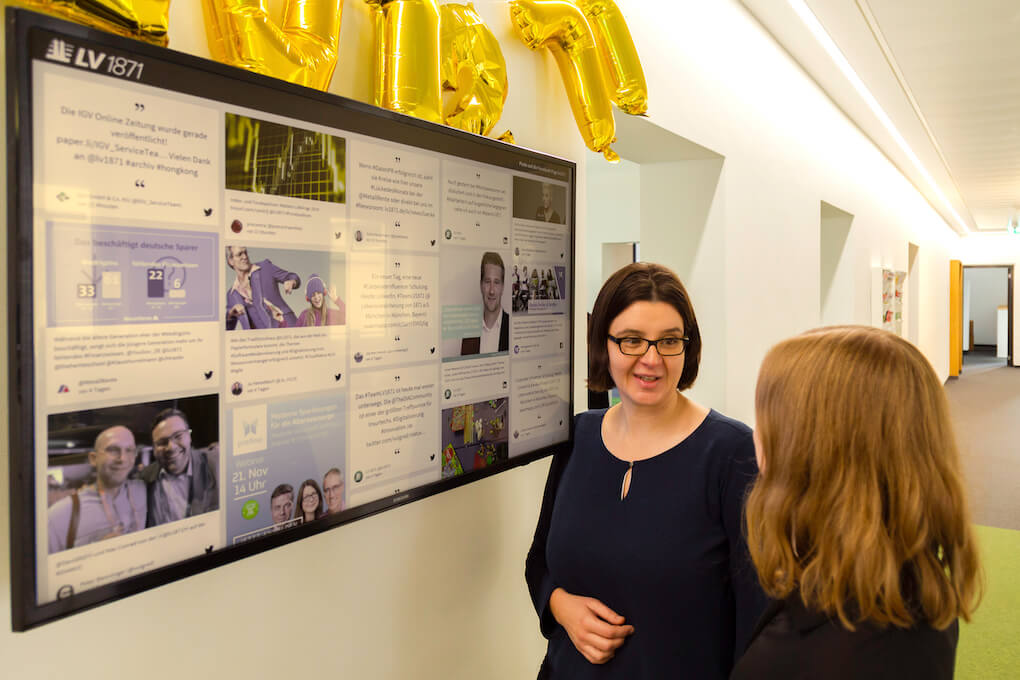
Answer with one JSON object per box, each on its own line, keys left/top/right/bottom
{"left": 960, "top": 263, "right": 1014, "bottom": 368}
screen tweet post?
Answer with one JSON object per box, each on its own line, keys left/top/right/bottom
{"left": 349, "top": 253, "right": 439, "bottom": 369}
{"left": 441, "top": 160, "right": 511, "bottom": 248}
{"left": 226, "top": 328, "right": 347, "bottom": 401}
{"left": 45, "top": 323, "right": 220, "bottom": 407}
{"left": 509, "top": 358, "right": 570, "bottom": 457}
{"left": 223, "top": 245, "right": 348, "bottom": 401}
{"left": 40, "top": 394, "right": 222, "bottom": 603}
{"left": 349, "top": 140, "right": 439, "bottom": 253}
{"left": 42, "top": 220, "right": 221, "bottom": 407}
{"left": 35, "top": 63, "right": 220, "bottom": 225}
{"left": 348, "top": 363, "right": 440, "bottom": 506}
{"left": 222, "top": 111, "right": 348, "bottom": 251}
{"left": 225, "top": 394, "right": 348, "bottom": 543}
{"left": 510, "top": 315, "right": 568, "bottom": 359}
{"left": 441, "top": 356, "right": 509, "bottom": 406}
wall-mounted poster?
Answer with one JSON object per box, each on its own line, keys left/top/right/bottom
{"left": 882, "top": 269, "right": 895, "bottom": 333}
{"left": 872, "top": 266, "right": 905, "bottom": 336}
{"left": 894, "top": 271, "right": 906, "bottom": 336}
{"left": 6, "top": 9, "right": 575, "bottom": 630}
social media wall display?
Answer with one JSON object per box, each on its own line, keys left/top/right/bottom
{"left": 17, "top": 18, "right": 573, "bottom": 620}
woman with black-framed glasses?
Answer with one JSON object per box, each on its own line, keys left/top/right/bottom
{"left": 293, "top": 479, "right": 325, "bottom": 524}
{"left": 526, "top": 262, "right": 767, "bottom": 679}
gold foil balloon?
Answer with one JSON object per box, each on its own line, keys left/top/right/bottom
{"left": 575, "top": 0, "right": 647, "bottom": 115}
{"left": 508, "top": 0, "right": 618, "bottom": 161}
{"left": 19, "top": 0, "right": 170, "bottom": 45}
{"left": 366, "top": 0, "right": 443, "bottom": 124}
{"left": 439, "top": 3, "right": 508, "bottom": 137}
{"left": 369, "top": 2, "right": 386, "bottom": 106}
{"left": 201, "top": 0, "right": 343, "bottom": 91}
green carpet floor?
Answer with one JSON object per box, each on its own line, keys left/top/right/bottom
{"left": 956, "top": 524, "right": 1020, "bottom": 678}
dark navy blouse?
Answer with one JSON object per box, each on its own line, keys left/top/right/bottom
{"left": 526, "top": 408, "right": 768, "bottom": 679}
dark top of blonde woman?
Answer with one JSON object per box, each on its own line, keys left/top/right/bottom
{"left": 526, "top": 409, "right": 768, "bottom": 679}
{"left": 730, "top": 591, "right": 958, "bottom": 679}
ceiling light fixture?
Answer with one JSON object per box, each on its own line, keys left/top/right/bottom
{"left": 787, "top": 0, "right": 971, "bottom": 234}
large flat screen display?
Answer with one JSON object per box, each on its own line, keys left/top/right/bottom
{"left": 6, "top": 9, "right": 574, "bottom": 630}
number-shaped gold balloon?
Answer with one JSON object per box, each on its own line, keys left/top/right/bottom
{"left": 509, "top": 0, "right": 618, "bottom": 160}
{"left": 575, "top": 0, "right": 647, "bottom": 115}
{"left": 201, "top": 0, "right": 343, "bottom": 91}
{"left": 440, "top": 3, "right": 508, "bottom": 137}
{"left": 366, "top": 0, "right": 443, "bottom": 124}
{"left": 20, "top": 0, "right": 170, "bottom": 45}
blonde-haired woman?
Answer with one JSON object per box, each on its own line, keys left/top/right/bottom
{"left": 732, "top": 326, "right": 981, "bottom": 679}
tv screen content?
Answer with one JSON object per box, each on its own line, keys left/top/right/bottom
{"left": 7, "top": 9, "right": 574, "bottom": 630}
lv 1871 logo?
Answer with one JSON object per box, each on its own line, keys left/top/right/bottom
{"left": 45, "top": 37, "right": 145, "bottom": 81}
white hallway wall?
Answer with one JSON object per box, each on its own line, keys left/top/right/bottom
{"left": 639, "top": 158, "right": 728, "bottom": 412}
{"left": 820, "top": 207, "right": 856, "bottom": 327}
{"left": 1, "top": 0, "right": 958, "bottom": 677}
{"left": 593, "top": 0, "right": 956, "bottom": 425}
{"left": 585, "top": 157, "right": 641, "bottom": 313}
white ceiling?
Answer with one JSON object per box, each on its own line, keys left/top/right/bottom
{"left": 741, "top": 0, "right": 1020, "bottom": 234}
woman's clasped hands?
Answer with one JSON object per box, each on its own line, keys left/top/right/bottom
{"left": 549, "top": 587, "right": 634, "bottom": 664}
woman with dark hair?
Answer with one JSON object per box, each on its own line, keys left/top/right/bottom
{"left": 293, "top": 479, "right": 325, "bottom": 524}
{"left": 526, "top": 262, "right": 767, "bottom": 679}
{"left": 732, "top": 326, "right": 982, "bottom": 679}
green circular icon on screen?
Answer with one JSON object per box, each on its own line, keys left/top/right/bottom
{"left": 241, "top": 500, "right": 259, "bottom": 519}
{"left": 354, "top": 470, "right": 363, "bottom": 483}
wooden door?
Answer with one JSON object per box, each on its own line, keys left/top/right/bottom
{"left": 949, "top": 259, "right": 962, "bottom": 377}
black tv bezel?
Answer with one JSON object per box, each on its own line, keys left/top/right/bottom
{"left": 6, "top": 7, "right": 576, "bottom": 631}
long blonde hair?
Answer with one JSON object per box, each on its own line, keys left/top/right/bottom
{"left": 746, "top": 326, "right": 981, "bottom": 630}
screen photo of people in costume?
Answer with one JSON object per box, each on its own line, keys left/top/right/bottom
{"left": 223, "top": 245, "right": 346, "bottom": 331}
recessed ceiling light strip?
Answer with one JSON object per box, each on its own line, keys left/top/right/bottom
{"left": 855, "top": 0, "right": 973, "bottom": 229}
{"left": 788, "top": 0, "right": 971, "bottom": 234}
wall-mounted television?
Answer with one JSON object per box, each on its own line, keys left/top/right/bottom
{"left": 6, "top": 8, "right": 574, "bottom": 631}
